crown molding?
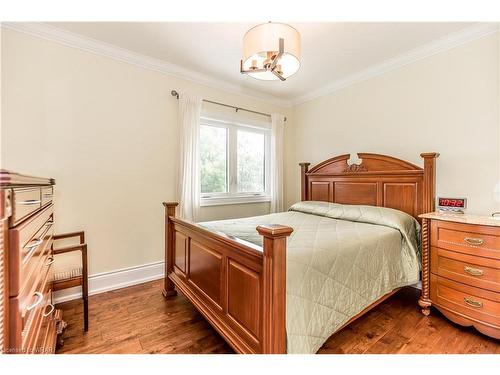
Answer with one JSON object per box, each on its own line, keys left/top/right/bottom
{"left": 3, "top": 22, "right": 498, "bottom": 109}
{"left": 292, "top": 22, "right": 500, "bottom": 105}
{"left": 1, "top": 22, "right": 292, "bottom": 108}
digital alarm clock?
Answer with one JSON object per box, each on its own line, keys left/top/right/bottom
{"left": 437, "top": 197, "right": 467, "bottom": 213}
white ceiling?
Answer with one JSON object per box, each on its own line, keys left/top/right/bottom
{"left": 48, "top": 22, "right": 476, "bottom": 103}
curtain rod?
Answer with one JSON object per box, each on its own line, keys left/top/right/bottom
{"left": 170, "top": 90, "right": 286, "bottom": 122}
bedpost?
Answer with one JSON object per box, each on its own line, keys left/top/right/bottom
{"left": 419, "top": 153, "right": 438, "bottom": 316}
{"left": 162, "top": 202, "right": 179, "bottom": 298}
{"left": 256, "top": 224, "right": 293, "bottom": 354}
{"left": 418, "top": 217, "right": 432, "bottom": 316}
{"left": 299, "top": 162, "right": 310, "bottom": 201}
{"left": 420, "top": 153, "right": 439, "bottom": 213}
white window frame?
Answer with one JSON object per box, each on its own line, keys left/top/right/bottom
{"left": 200, "top": 116, "right": 271, "bottom": 207}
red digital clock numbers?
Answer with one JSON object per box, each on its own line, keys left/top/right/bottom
{"left": 438, "top": 197, "right": 466, "bottom": 209}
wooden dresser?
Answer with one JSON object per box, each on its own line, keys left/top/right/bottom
{"left": 419, "top": 212, "right": 500, "bottom": 339}
{"left": 0, "top": 170, "right": 63, "bottom": 354}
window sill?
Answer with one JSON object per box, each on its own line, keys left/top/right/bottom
{"left": 200, "top": 195, "right": 271, "bottom": 207}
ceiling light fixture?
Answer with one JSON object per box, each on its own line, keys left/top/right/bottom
{"left": 240, "top": 22, "right": 301, "bottom": 81}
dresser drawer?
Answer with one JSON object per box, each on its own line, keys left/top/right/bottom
{"left": 431, "top": 220, "right": 500, "bottom": 260}
{"left": 26, "top": 287, "right": 55, "bottom": 354}
{"left": 9, "top": 260, "right": 52, "bottom": 352}
{"left": 16, "top": 251, "right": 53, "bottom": 326}
{"left": 430, "top": 275, "right": 500, "bottom": 327}
{"left": 9, "top": 204, "right": 54, "bottom": 297}
{"left": 41, "top": 187, "right": 53, "bottom": 207}
{"left": 431, "top": 247, "right": 500, "bottom": 292}
{"left": 11, "top": 188, "right": 41, "bottom": 226}
{"left": 34, "top": 301, "right": 59, "bottom": 354}
{"left": 23, "top": 285, "right": 52, "bottom": 354}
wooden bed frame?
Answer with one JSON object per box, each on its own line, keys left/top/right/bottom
{"left": 162, "top": 152, "right": 439, "bottom": 353}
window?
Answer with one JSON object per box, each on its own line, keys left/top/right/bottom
{"left": 200, "top": 117, "right": 270, "bottom": 206}
{"left": 200, "top": 125, "right": 227, "bottom": 194}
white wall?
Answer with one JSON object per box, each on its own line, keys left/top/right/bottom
{"left": 0, "top": 29, "right": 291, "bottom": 275}
{"left": 288, "top": 32, "right": 500, "bottom": 215}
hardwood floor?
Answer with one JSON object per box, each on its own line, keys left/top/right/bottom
{"left": 56, "top": 280, "right": 500, "bottom": 354}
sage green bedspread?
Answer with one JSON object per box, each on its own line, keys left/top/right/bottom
{"left": 199, "top": 201, "right": 421, "bottom": 354}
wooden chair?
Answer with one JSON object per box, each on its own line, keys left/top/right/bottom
{"left": 51, "top": 231, "right": 89, "bottom": 332}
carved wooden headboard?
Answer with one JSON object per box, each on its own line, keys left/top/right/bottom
{"left": 299, "top": 153, "right": 439, "bottom": 220}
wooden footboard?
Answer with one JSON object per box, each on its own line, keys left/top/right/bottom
{"left": 162, "top": 202, "right": 293, "bottom": 354}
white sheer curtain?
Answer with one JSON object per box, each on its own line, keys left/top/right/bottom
{"left": 177, "top": 92, "right": 203, "bottom": 221}
{"left": 270, "top": 113, "right": 285, "bottom": 213}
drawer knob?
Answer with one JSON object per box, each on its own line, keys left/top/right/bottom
{"left": 463, "top": 297, "right": 483, "bottom": 309}
{"left": 18, "top": 199, "right": 41, "bottom": 206}
{"left": 43, "top": 304, "right": 55, "bottom": 317}
{"left": 464, "top": 237, "right": 484, "bottom": 246}
{"left": 27, "top": 292, "right": 44, "bottom": 311}
{"left": 45, "top": 256, "right": 55, "bottom": 266}
{"left": 25, "top": 238, "right": 43, "bottom": 249}
{"left": 464, "top": 266, "right": 484, "bottom": 277}
{"left": 22, "top": 238, "right": 44, "bottom": 264}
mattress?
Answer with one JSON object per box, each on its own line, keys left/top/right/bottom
{"left": 200, "top": 201, "right": 421, "bottom": 354}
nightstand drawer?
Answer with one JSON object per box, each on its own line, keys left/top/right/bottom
{"left": 431, "top": 247, "right": 500, "bottom": 292}
{"left": 430, "top": 275, "right": 500, "bottom": 327}
{"left": 432, "top": 220, "right": 500, "bottom": 260}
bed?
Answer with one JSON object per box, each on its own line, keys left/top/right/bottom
{"left": 162, "top": 152, "right": 439, "bottom": 354}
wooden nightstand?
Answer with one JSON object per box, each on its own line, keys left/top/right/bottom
{"left": 419, "top": 212, "right": 500, "bottom": 339}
